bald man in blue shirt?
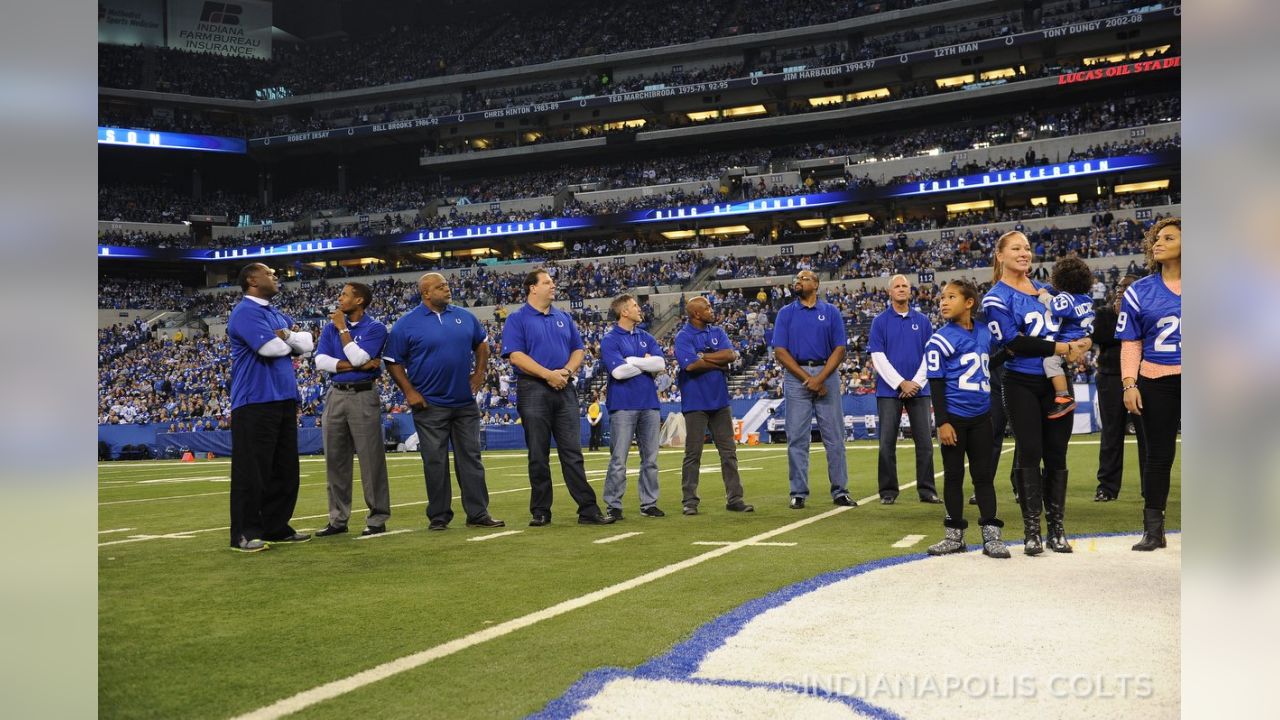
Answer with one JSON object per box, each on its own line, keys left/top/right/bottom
{"left": 771, "top": 270, "right": 856, "bottom": 509}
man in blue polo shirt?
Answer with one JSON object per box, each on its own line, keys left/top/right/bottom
{"left": 674, "top": 296, "right": 754, "bottom": 515}
{"left": 868, "top": 274, "right": 940, "bottom": 505}
{"left": 385, "top": 273, "right": 504, "bottom": 531}
{"left": 600, "top": 294, "right": 666, "bottom": 519}
{"left": 502, "top": 269, "right": 614, "bottom": 526}
{"left": 771, "top": 270, "right": 856, "bottom": 509}
{"left": 226, "top": 263, "right": 315, "bottom": 552}
{"left": 313, "top": 282, "right": 392, "bottom": 538}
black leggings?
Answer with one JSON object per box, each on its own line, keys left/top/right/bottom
{"left": 1002, "top": 370, "right": 1073, "bottom": 479}
{"left": 1135, "top": 374, "right": 1181, "bottom": 511}
{"left": 940, "top": 413, "right": 997, "bottom": 526}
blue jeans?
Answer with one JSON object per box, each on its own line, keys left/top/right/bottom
{"left": 603, "top": 408, "right": 661, "bottom": 510}
{"left": 783, "top": 369, "right": 848, "bottom": 498}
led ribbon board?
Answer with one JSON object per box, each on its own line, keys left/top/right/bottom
{"left": 98, "top": 127, "right": 247, "bottom": 154}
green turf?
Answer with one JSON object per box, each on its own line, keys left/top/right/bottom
{"left": 98, "top": 438, "right": 1179, "bottom": 719}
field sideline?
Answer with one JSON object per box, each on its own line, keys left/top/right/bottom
{"left": 99, "top": 438, "right": 1179, "bottom": 719}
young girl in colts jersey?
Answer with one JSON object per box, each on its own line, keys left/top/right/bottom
{"left": 924, "top": 280, "right": 1009, "bottom": 558}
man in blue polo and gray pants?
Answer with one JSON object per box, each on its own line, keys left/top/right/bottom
{"left": 384, "top": 273, "right": 504, "bottom": 531}
{"left": 771, "top": 270, "right": 856, "bottom": 509}
{"left": 868, "top": 274, "right": 940, "bottom": 504}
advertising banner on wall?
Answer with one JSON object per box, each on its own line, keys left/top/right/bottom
{"left": 165, "top": 0, "right": 273, "bottom": 59}
{"left": 98, "top": 0, "right": 164, "bottom": 47}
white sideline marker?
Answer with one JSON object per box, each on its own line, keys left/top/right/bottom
{"left": 97, "top": 528, "right": 133, "bottom": 535}
{"left": 892, "top": 534, "right": 927, "bottom": 548}
{"left": 594, "top": 532, "right": 643, "bottom": 545}
{"left": 355, "top": 529, "right": 412, "bottom": 541}
{"left": 467, "top": 530, "right": 523, "bottom": 542}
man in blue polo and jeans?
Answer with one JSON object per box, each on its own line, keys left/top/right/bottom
{"left": 771, "top": 270, "right": 856, "bottom": 509}
{"left": 868, "top": 274, "right": 940, "bottom": 504}
{"left": 599, "top": 293, "right": 666, "bottom": 519}
{"left": 384, "top": 273, "right": 504, "bottom": 531}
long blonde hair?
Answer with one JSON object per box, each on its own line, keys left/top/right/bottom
{"left": 992, "top": 230, "right": 1027, "bottom": 284}
{"left": 1144, "top": 216, "right": 1181, "bottom": 274}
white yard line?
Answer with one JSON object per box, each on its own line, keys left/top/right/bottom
{"left": 97, "top": 528, "right": 133, "bottom": 534}
{"left": 892, "top": 534, "right": 927, "bottom": 548}
{"left": 230, "top": 501, "right": 860, "bottom": 720}
{"left": 99, "top": 491, "right": 230, "bottom": 506}
{"left": 593, "top": 532, "right": 644, "bottom": 545}
{"left": 354, "top": 529, "right": 413, "bottom": 541}
{"left": 692, "top": 541, "right": 797, "bottom": 547}
{"left": 466, "top": 530, "right": 523, "bottom": 542}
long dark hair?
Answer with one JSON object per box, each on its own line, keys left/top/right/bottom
{"left": 946, "top": 279, "right": 981, "bottom": 325}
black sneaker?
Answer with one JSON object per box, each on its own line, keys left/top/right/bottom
{"left": 315, "top": 524, "right": 348, "bottom": 537}
{"left": 428, "top": 518, "right": 449, "bottom": 531}
{"left": 968, "top": 495, "right": 977, "bottom": 505}
{"left": 466, "top": 516, "right": 506, "bottom": 528}
{"left": 920, "top": 495, "right": 944, "bottom": 504}
{"left": 529, "top": 514, "right": 551, "bottom": 527}
{"left": 1047, "top": 396, "right": 1076, "bottom": 419}
{"left": 606, "top": 507, "right": 624, "bottom": 521}
{"left": 833, "top": 493, "right": 858, "bottom": 507}
{"left": 789, "top": 496, "right": 806, "bottom": 510}
{"left": 360, "top": 525, "right": 385, "bottom": 536}
{"left": 640, "top": 506, "right": 666, "bottom": 518}
{"left": 268, "top": 532, "right": 311, "bottom": 545}
{"left": 1094, "top": 490, "right": 1115, "bottom": 502}
{"left": 578, "top": 513, "right": 616, "bottom": 525}
{"left": 682, "top": 506, "right": 698, "bottom": 515}
{"left": 726, "top": 502, "right": 754, "bottom": 513}
{"left": 880, "top": 496, "right": 896, "bottom": 505}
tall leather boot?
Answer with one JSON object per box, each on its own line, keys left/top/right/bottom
{"left": 1044, "top": 468, "right": 1073, "bottom": 553}
{"left": 1132, "top": 508, "right": 1167, "bottom": 551}
{"left": 1013, "top": 468, "right": 1042, "bottom": 555}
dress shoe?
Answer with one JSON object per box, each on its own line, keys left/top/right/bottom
{"left": 428, "top": 519, "right": 449, "bottom": 531}
{"left": 880, "top": 496, "right": 896, "bottom": 505}
{"left": 833, "top": 493, "right": 857, "bottom": 507}
{"left": 529, "top": 514, "right": 551, "bottom": 527}
{"left": 682, "top": 506, "right": 698, "bottom": 515}
{"left": 789, "top": 496, "right": 806, "bottom": 509}
{"left": 231, "top": 536, "right": 268, "bottom": 553}
{"left": 725, "top": 502, "right": 754, "bottom": 513}
{"left": 578, "top": 513, "right": 616, "bottom": 525}
{"left": 466, "top": 516, "right": 505, "bottom": 528}
{"left": 920, "top": 495, "right": 944, "bottom": 504}
{"left": 315, "top": 524, "right": 348, "bottom": 537}
{"left": 268, "top": 532, "right": 311, "bottom": 544}
{"left": 360, "top": 525, "right": 385, "bottom": 536}
{"left": 606, "top": 507, "right": 624, "bottom": 521}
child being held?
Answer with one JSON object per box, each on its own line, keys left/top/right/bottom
{"left": 1038, "top": 256, "right": 1096, "bottom": 419}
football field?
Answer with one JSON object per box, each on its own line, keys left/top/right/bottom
{"left": 99, "top": 438, "right": 1179, "bottom": 719}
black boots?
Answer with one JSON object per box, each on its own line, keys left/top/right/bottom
{"left": 1132, "top": 508, "right": 1167, "bottom": 551}
{"left": 1044, "top": 468, "right": 1073, "bottom": 553}
{"left": 1013, "top": 468, "right": 1043, "bottom": 555}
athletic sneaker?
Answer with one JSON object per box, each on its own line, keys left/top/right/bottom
{"left": 789, "top": 496, "right": 806, "bottom": 510}
{"left": 231, "top": 537, "right": 267, "bottom": 553}
{"left": 1047, "top": 395, "right": 1076, "bottom": 419}
{"left": 640, "top": 506, "right": 666, "bottom": 518}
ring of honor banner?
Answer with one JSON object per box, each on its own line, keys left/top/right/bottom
{"left": 166, "top": 0, "right": 272, "bottom": 59}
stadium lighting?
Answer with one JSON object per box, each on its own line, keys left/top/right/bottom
{"left": 1114, "top": 179, "right": 1170, "bottom": 194}
{"left": 945, "top": 199, "right": 995, "bottom": 213}
{"left": 795, "top": 218, "right": 829, "bottom": 228}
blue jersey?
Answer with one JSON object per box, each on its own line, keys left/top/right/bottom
{"left": 1045, "top": 291, "right": 1094, "bottom": 342}
{"left": 1116, "top": 274, "right": 1181, "bottom": 365}
{"left": 925, "top": 321, "right": 993, "bottom": 419}
{"left": 983, "top": 280, "right": 1058, "bottom": 376}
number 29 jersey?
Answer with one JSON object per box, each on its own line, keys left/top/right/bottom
{"left": 924, "top": 321, "right": 993, "bottom": 418}
{"left": 983, "top": 279, "right": 1056, "bottom": 376}
{"left": 1116, "top": 274, "right": 1181, "bottom": 365}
